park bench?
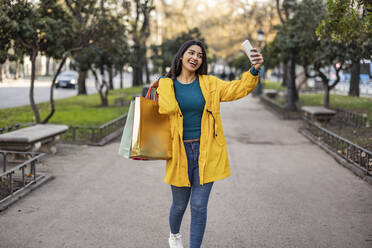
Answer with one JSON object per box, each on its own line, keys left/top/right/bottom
{"left": 0, "top": 124, "right": 68, "bottom": 154}
{"left": 301, "top": 106, "right": 336, "bottom": 124}
{"left": 263, "top": 89, "right": 278, "bottom": 99}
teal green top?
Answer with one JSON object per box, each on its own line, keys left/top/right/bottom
{"left": 172, "top": 67, "right": 257, "bottom": 140}
{"left": 174, "top": 77, "right": 205, "bottom": 140}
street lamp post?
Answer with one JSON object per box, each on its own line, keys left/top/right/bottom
{"left": 254, "top": 28, "right": 264, "bottom": 96}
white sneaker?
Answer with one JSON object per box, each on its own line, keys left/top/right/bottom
{"left": 168, "top": 232, "right": 184, "bottom": 248}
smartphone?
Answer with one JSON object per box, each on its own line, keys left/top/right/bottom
{"left": 241, "top": 40, "right": 254, "bottom": 64}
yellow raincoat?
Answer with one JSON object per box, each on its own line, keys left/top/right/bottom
{"left": 156, "top": 71, "right": 259, "bottom": 187}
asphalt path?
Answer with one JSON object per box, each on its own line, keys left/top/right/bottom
{"left": 0, "top": 96, "right": 371, "bottom": 248}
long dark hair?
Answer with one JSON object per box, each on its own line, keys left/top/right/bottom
{"left": 166, "top": 40, "right": 208, "bottom": 80}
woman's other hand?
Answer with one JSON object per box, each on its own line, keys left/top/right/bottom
{"left": 151, "top": 78, "right": 159, "bottom": 89}
{"left": 250, "top": 48, "right": 264, "bottom": 71}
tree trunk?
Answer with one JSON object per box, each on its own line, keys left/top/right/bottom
{"left": 4, "top": 61, "right": 9, "bottom": 78}
{"left": 42, "top": 55, "right": 68, "bottom": 124}
{"left": 284, "top": 52, "right": 297, "bottom": 110}
{"left": 103, "top": 83, "right": 109, "bottom": 106}
{"left": 323, "top": 83, "right": 330, "bottom": 108}
{"left": 77, "top": 69, "right": 88, "bottom": 95}
{"left": 21, "top": 62, "right": 25, "bottom": 77}
{"left": 132, "top": 66, "right": 143, "bottom": 86}
{"left": 30, "top": 49, "right": 41, "bottom": 123}
{"left": 92, "top": 68, "right": 108, "bottom": 106}
{"left": 145, "top": 57, "right": 150, "bottom": 84}
{"left": 108, "top": 67, "right": 114, "bottom": 90}
{"left": 45, "top": 57, "right": 50, "bottom": 76}
{"left": 99, "top": 67, "right": 108, "bottom": 107}
{"left": 282, "top": 61, "right": 288, "bottom": 87}
{"left": 348, "top": 60, "right": 360, "bottom": 97}
{"left": 14, "top": 60, "right": 19, "bottom": 80}
{"left": 0, "top": 64, "right": 3, "bottom": 83}
{"left": 120, "top": 69, "right": 123, "bottom": 88}
{"left": 296, "top": 67, "right": 308, "bottom": 92}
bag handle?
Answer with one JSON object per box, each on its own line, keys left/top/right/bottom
{"left": 145, "top": 84, "right": 158, "bottom": 102}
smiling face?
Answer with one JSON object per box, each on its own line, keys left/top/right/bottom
{"left": 180, "top": 45, "right": 203, "bottom": 73}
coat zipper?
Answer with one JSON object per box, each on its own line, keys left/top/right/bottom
{"left": 206, "top": 109, "right": 216, "bottom": 138}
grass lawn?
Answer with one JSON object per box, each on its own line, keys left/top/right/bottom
{"left": 262, "top": 80, "right": 372, "bottom": 150}
{"left": 0, "top": 86, "right": 142, "bottom": 128}
{"left": 263, "top": 81, "right": 286, "bottom": 92}
{"left": 263, "top": 80, "right": 372, "bottom": 123}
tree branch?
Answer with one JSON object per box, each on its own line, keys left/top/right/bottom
{"left": 276, "top": 0, "right": 285, "bottom": 24}
{"left": 65, "top": 0, "right": 81, "bottom": 22}
{"left": 329, "top": 62, "right": 344, "bottom": 89}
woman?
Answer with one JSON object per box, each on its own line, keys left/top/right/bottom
{"left": 153, "top": 40, "right": 263, "bottom": 248}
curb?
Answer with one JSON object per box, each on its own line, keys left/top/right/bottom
{"left": 259, "top": 95, "right": 301, "bottom": 120}
{"left": 0, "top": 173, "right": 55, "bottom": 212}
{"left": 298, "top": 128, "right": 372, "bottom": 186}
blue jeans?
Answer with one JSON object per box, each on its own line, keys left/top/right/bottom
{"left": 169, "top": 140, "right": 213, "bottom": 248}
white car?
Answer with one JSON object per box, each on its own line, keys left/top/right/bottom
{"left": 55, "top": 71, "right": 78, "bottom": 89}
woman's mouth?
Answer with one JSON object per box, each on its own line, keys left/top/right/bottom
{"left": 189, "top": 61, "right": 197, "bottom": 68}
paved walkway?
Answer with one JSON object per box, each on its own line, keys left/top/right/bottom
{"left": 0, "top": 96, "right": 371, "bottom": 248}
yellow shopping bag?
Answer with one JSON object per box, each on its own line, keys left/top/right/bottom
{"left": 131, "top": 93, "right": 172, "bottom": 160}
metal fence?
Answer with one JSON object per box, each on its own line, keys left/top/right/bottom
{"left": 0, "top": 123, "right": 22, "bottom": 134}
{"left": 62, "top": 113, "right": 127, "bottom": 145}
{"left": 332, "top": 108, "right": 368, "bottom": 128}
{"left": 0, "top": 123, "right": 36, "bottom": 135}
{"left": 0, "top": 150, "right": 45, "bottom": 204}
{"left": 303, "top": 117, "right": 372, "bottom": 176}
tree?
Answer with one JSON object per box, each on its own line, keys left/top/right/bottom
{"left": 63, "top": 0, "right": 102, "bottom": 96}
{"left": 1, "top": 0, "right": 54, "bottom": 123}
{"left": 0, "top": 0, "right": 12, "bottom": 83}
{"left": 267, "top": 0, "right": 350, "bottom": 108}
{"left": 263, "top": 14, "right": 299, "bottom": 108}
{"left": 291, "top": 0, "right": 348, "bottom": 107}
{"left": 39, "top": 0, "right": 80, "bottom": 123}
{"left": 129, "top": 0, "right": 154, "bottom": 86}
{"left": 316, "top": 0, "right": 372, "bottom": 97}
{"left": 261, "top": 37, "right": 281, "bottom": 72}
{"left": 274, "top": 0, "right": 299, "bottom": 110}
{"left": 113, "top": 36, "right": 130, "bottom": 89}
{"left": 227, "top": 54, "right": 251, "bottom": 74}
{"left": 72, "top": 0, "right": 130, "bottom": 107}
{"left": 1, "top": 0, "right": 111, "bottom": 123}
{"left": 71, "top": 52, "right": 90, "bottom": 95}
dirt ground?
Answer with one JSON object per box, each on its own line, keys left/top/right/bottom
{"left": 325, "top": 121, "right": 372, "bottom": 151}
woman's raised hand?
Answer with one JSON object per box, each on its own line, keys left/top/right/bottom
{"left": 250, "top": 48, "right": 264, "bottom": 71}
{"left": 151, "top": 78, "right": 159, "bottom": 89}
